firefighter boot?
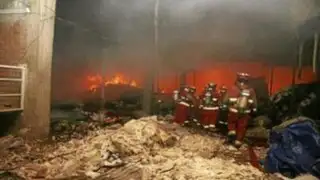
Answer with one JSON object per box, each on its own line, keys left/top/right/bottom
{"left": 227, "top": 111, "right": 238, "bottom": 143}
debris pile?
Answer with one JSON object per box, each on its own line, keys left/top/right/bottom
{"left": 269, "top": 82, "right": 320, "bottom": 126}
{"left": 1, "top": 117, "right": 282, "bottom": 179}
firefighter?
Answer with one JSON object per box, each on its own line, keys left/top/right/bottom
{"left": 173, "top": 86, "right": 193, "bottom": 125}
{"left": 173, "top": 90, "right": 179, "bottom": 102}
{"left": 199, "top": 83, "right": 219, "bottom": 129}
{"left": 207, "top": 83, "right": 217, "bottom": 94}
{"left": 187, "top": 86, "right": 200, "bottom": 125}
{"left": 217, "top": 85, "right": 229, "bottom": 126}
{"left": 227, "top": 73, "right": 257, "bottom": 147}
{"left": 199, "top": 83, "right": 218, "bottom": 101}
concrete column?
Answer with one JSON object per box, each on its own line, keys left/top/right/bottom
{"left": 22, "top": 0, "right": 56, "bottom": 139}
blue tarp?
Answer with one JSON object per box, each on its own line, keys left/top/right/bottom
{"left": 264, "top": 117, "right": 320, "bottom": 178}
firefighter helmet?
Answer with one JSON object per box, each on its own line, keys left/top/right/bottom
{"left": 189, "top": 86, "right": 196, "bottom": 93}
{"left": 220, "top": 85, "right": 227, "bottom": 91}
{"left": 183, "top": 86, "right": 190, "bottom": 92}
{"left": 208, "top": 82, "right": 216, "bottom": 89}
{"left": 236, "top": 72, "right": 250, "bottom": 83}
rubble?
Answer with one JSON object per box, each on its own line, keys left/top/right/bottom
{"left": 0, "top": 116, "right": 284, "bottom": 179}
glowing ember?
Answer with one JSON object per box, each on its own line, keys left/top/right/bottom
{"left": 87, "top": 73, "right": 138, "bottom": 91}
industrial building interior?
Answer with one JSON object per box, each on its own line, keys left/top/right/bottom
{"left": 0, "top": 0, "right": 320, "bottom": 179}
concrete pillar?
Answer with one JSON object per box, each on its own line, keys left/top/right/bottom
{"left": 21, "top": 0, "right": 56, "bottom": 139}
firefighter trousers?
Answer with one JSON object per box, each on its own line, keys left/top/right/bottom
{"left": 174, "top": 102, "right": 190, "bottom": 124}
{"left": 200, "top": 107, "right": 219, "bottom": 128}
{"left": 227, "top": 111, "right": 250, "bottom": 142}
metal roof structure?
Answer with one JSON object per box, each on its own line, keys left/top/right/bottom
{"left": 297, "top": 14, "right": 320, "bottom": 79}
{"left": 299, "top": 15, "right": 320, "bottom": 41}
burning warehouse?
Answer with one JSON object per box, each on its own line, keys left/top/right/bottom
{"left": 0, "top": 0, "right": 320, "bottom": 179}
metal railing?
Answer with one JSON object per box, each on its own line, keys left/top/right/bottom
{"left": 0, "top": 64, "right": 26, "bottom": 112}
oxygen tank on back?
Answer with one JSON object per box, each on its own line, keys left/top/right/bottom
{"left": 236, "top": 89, "right": 250, "bottom": 110}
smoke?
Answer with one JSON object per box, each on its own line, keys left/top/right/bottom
{"left": 53, "top": 0, "right": 320, "bottom": 79}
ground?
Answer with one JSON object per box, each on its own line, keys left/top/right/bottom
{"left": 0, "top": 116, "right": 301, "bottom": 179}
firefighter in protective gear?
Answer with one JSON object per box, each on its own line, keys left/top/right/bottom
{"left": 200, "top": 82, "right": 218, "bottom": 99}
{"left": 207, "top": 82, "right": 217, "bottom": 93}
{"left": 227, "top": 73, "right": 257, "bottom": 147}
{"left": 199, "top": 83, "right": 219, "bottom": 129}
{"left": 173, "top": 90, "right": 179, "bottom": 101}
{"left": 217, "top": 85, "right": 229, "bottom": 126}
{"left": 186, "top": 86, "right": 199, "bottom": 125}
{"left": 173, "top": 86, "right": 193, "bottom": 124}
{"left": 219, "top": 86, "right": 229, "bottom": 109}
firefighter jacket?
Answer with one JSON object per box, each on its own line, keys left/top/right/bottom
{"left": 175, "top": 88, "right": 194, "bottom": 107}
{"left": 218, "top": 90, "right": 229, "bottom": 111}
{"left": 228, "top": 86, "right": 257, "bottom": 114}
{"left": 199, "top": 91, "right": 219, "bottom": 110}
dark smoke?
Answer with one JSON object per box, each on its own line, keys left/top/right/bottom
{"left": 54, "top": 0, "right": 319, "bottom": 69}
{"left": 52, "top": 0, "right": 320, "bottom": 99}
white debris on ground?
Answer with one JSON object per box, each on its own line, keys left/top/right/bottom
{"left": 1, "top": 116, "right": 310, "bottom": 179}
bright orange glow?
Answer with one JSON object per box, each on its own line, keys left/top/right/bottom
{"left": 156, "top": 62, "right": 316, "bottom": 95}
{"left": 87, "top": 73, "right": 138, "bottom": 91}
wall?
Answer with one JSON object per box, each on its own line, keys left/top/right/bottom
{"left": 0, "top": 14, "right": 27, "bottom": 135}
{"left": 0, "top": 0, "right": 56, "bottom": 138}
{"left": 56, "top": 61, "right": 316, "bottom": 102}
{"left": 157, "top": 62, "right": 316, "bottom": 94}
{"left": 0, "top": 14, "right": 26, "bottom": 65}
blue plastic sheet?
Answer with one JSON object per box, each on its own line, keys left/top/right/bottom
{"left": 264, "top": 117, "right": 320, "bottom": 178}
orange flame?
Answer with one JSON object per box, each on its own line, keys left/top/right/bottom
{"left": 87, "top": 73, "right": 138, "bottom": 92}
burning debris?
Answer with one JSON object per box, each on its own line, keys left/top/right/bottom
{"left": 87, "top": 73, "right": 139, "bottom": 92}
{"left": 0, "top": 116, "right": 285, "bottom": 179}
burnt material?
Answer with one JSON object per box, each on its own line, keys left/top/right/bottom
{"left": 269, "top": 81, "right": 320, "bottom": 127}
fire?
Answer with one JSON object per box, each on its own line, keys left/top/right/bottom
{"left": 87, "top": 73, "right": 138, "bottom": 91}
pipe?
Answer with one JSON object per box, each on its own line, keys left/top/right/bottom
{"left": 180, "top": 72, "right": 187, "bottom": 87}
{"left": 269, "top": 66, "right": 274, "bottom": 96}
{"left": 193, "top": 70, "right": 196, "bottom": 86}
{"left": 142, "top": 0, "right": 159, "bottom": 114}
{"left": 154, "top": 0, "right": 159, "bottom": 93}
{"left": 312, "top": 33, "right": 319, "bottom": 74}
{"left": 297, "top": 42, "right": 304, "bottom": 79}
{"left": 176, "top": 74, "right": 179, "bottom": 89}
{"left": 156, "top": 72, "right": 160, "bottom": 93}
{"left": 292, "top": 65, "right": 297, "bottom": 86}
